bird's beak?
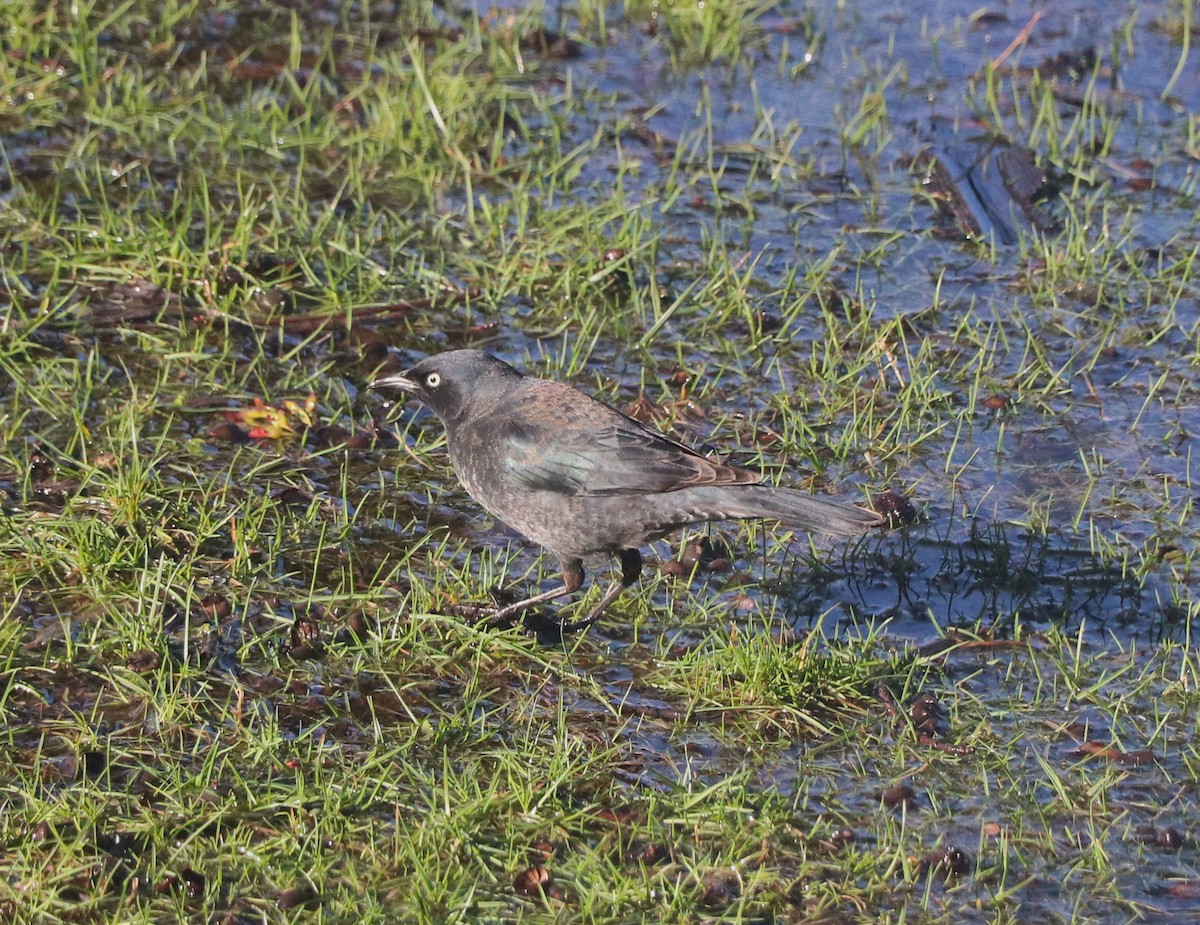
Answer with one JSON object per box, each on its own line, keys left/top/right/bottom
{"left": 368, "top": 371, "right": 418, "bottom": 395}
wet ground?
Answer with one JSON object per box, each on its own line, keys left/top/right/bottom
{"left": 2, "top": 1, "right": 1199, "bottom": 922}
{"left": 383, "top": 0, "right": 1199, "bottom": 644}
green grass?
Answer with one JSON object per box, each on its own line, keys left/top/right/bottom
{"left": 1, "top": 0, "right": 1198, "bottom": 922}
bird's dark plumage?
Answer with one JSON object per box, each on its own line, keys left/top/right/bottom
{"left": 370, "top": 349, "right": 880, "bottom": 629}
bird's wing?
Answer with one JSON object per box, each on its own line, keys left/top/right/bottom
{"left": 499, "top": 412, "right": 760, "bottom": 497}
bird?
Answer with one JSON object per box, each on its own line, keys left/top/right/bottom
{"left": 370, "top": 349, "right": 881, "bottom": 630}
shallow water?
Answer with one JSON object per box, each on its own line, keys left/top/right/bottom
{"left": 2, "top": 3, "right": 1198, "bottom": 921}
{"left": 413, "top": 0, "right": 1199, "bottom": 648}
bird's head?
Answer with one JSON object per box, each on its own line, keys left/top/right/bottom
{"left": 369, "top": 349, "right": 522, "bottom": 423}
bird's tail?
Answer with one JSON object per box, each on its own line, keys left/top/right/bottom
{"left": 682, "top": 485, "right": 881, "bottom": 537}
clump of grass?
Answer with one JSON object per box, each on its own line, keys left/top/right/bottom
{"left": 652, "top": 615, "right": 905, "bottom": 736}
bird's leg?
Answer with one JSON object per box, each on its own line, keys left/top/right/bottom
{"left": 484, "top": 558, "right": 585, "bottom": 624}
{"left": 559, "top": 548, "right": 642, "bottom": 632}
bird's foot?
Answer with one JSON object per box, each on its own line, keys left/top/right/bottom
{"left": 442, "top": 583, "right": 547, "bottom": 627}
{"left": 441, "top": 600, "right": 512, "bottom": 626}
{"left": 554, "top": 610, "right": 604, "bottom": 633}
{"left": 438, "top": 599, "right": 588, "bottom": 635}
{"left": 439, "top": 580, "right": 602, "bottom": 635}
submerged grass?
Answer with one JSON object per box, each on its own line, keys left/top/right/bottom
{"left": 1, "top": 0, "right": 1198, "bottom": 922}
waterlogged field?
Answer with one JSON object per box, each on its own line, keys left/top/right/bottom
{"left": 1, "top": 1, "right": 1198, "bottom": 922}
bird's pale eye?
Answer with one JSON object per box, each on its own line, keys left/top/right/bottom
{"left": 425, "top": 372, "right": 442, "bottom": 389}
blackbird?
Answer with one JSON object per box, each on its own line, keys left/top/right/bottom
{"left": 370, "top": 350, "right": 880, "bottom": 630}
